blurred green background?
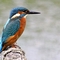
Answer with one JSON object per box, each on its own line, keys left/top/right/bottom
{"left": 0, "top": 0, "right": 60, "bottom": 60}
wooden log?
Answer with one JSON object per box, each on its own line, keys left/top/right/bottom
{"left": 0, "top": 45, "right": 27, "bottom": 60}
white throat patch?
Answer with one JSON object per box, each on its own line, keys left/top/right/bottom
{"left": 24, "top": 15, "right": 27, "bottom": 18}
{"left": 11, "top": 13, "right": 20, "bottom": 19}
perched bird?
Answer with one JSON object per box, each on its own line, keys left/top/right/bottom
{"left": 0, "top": 7, "right": 40, "bottom": 52}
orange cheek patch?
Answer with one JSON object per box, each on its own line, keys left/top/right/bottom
{"left": 18, "top": 11, "right": 25, "bottom": 14}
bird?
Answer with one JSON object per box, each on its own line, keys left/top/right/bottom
{"left": 0, "top": 7, "right": 40, "bottom": 52}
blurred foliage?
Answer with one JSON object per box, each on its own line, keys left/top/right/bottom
{"left": 52, "top": 0, "right": 60, "bottom": 6}
{"left": 0, "top": 0, "right": 15, "bottom": 8}
{"left": 0, "top": 0, "right": 13, "bottom": 5}
{"left": 25, "top": 0, "right": 37, "bottom": 8}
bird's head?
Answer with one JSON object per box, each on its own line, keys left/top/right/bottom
{"left": 10, "top": 7, "right": 40, "bottom": 19}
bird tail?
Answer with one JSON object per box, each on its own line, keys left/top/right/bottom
{"left": 0, "top": 37, "right": 2, "bottom": 52}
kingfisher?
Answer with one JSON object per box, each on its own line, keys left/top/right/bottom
{"left": 0, "top": 7, "right": 40, "bottom": 52}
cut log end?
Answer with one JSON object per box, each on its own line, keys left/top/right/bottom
{"left": 0, "top": 45, "right": 27, "bottom": 60}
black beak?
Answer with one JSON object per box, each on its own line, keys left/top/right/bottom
{"left": 28, "top": 11, "right": 40, "bottom": 14}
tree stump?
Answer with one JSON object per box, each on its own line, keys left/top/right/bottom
{"left": 0, "top": 45, "right": 27, "bottom": 60}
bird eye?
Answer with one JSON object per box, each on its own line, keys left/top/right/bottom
{"left": 24, "top": 10, "right": 29, "bottom": 13}
{"left": 25, "top": 11, "right": 28, "bottom": 13}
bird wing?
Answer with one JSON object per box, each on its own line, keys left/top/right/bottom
{"left": 2, "top": 18, "right": 20, "bottom": 43}
{"left": 0, "top": 37, "right": 2, "bottom": 52}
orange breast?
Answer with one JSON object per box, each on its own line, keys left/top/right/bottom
{"left": 2, "top": 17, "right": 26, "bottom": 50}
{"left": 15, "top": 17, "right": 26, "bottom": 39}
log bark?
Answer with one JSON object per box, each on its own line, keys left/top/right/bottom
{"left": 0, "top": 45, "right": 27, "bottom": 60}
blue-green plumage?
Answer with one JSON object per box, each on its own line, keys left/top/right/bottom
{"left": 10, "top": 7, "right": 28, "bottom": 18}
{"left": 2, "top": 18, "right": 20, "bottom": 43}
{"left": 2, "top": 7, "right": 27, "bottom": 43}
{"left": 0, "top": 7, "right": 40, "bottom": 52}
{"left": 0, "top": 37, "right": 2, "bottom": 52}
